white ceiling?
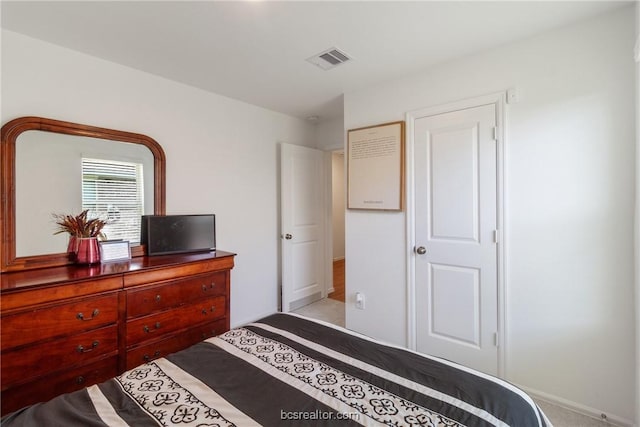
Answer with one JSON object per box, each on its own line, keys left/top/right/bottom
{"left": 1, "top": 1, "right": 631, "bottom": 122}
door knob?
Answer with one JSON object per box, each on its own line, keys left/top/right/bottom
{"left": 284, "top": 233, "right": 293, "bottom": 240}
{"left": 416, "top": 246, "right": 426, "bottom": 255}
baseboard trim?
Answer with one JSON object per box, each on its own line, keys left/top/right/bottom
{"left": 516, "top": 384, "right": 635, "bottom": 427}
{"left": 333, "top": 257, "right": 345, "bottom": 262}
{"left": 289, "top": 292, "right": 323, "bottom": 311}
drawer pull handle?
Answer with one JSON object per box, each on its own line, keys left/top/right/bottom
{"left": 76, "top": 309, "right": 99, "bottom": 321}
{"left": 155, "top": 294, "right": 161, "bottom": 302}
{"left": 143, "top": 322, "right": 162, "bottom": 333}
{"left": 143, "top": 350, "right": 161, "bottom": 362}
{"left": 203, "top": 306, "right": 216, "bottom": 315}
{"left": 202, "top": 282, "right": 216, "bottom": 291}
{"left": 77, "top": 340, "right": 99, "bottom": 353}
{"left": 76, "top": 376, "right": 85, "bottom": 385}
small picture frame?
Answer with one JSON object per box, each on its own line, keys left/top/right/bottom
{"left": 99, "top": 240, "right": 131, "bottom": 263}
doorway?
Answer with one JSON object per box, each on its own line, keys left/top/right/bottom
{"left": 328, "top": 150, "right": 346, "bottom": 303}
{"left": 289, "top": 148, "right": 346, "bottom": 328}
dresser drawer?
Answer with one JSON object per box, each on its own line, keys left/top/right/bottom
{"left": 1, "top": 293, "right": 119, "bottom": 350}
{"left": 0, "top": 276, "right": 122, "bottom": 312}
{"left": 1, "top": 355, "right": 118, "bottom": 416}
{"left": 126, "top": 295, "right": 225, "bottom": 345}
{"left": 123, "top": 255, "right": 234, "bottom": 287}
{"left": 126, "top": 272, "right": 226, "bottom": 319}
{"left": 126, "top": 318, "right": 227, "bottom": 369}
{"left": 1, "top": 324, "right": 118, "bottom": 388}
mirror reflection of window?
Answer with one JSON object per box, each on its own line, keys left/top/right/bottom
{"left": 81, "top": 158, "right": 144, "bottom": 244}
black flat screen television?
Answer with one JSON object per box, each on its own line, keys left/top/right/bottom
{"left": 141, "top": 214, "right": 216, "bottom": 256}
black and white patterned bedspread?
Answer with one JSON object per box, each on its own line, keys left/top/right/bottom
{"left": 2, "top": 313, "right": 551, "bottom": 426}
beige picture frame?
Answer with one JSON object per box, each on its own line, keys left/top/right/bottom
{"left": 347, "top": 121, "right": 405, "bottom": 211}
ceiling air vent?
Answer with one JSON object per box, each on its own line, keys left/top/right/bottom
{"left": 306, "top": 47, "right": 352, "bottom": 71}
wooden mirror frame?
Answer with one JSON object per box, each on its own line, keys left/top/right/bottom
{"left": 1, "top": 116, "right": 166, "bottom": 272}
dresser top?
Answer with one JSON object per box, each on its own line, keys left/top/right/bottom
{"left": 0, "top": 250, "right": 235, "bottom": 293}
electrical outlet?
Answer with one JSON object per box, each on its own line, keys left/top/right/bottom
{"left": 355, "top": 292, "right": 365, "bottom": 310}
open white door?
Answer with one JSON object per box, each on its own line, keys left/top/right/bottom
{"left": 280, "top": 143, "right": 326, "bottom": 312}
{"left": 413, "top": 103, "right": 499, "bottom": 375}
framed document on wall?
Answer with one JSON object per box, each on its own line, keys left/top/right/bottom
{"left": 347, "top": 121, "right": 405, "bottom": 211}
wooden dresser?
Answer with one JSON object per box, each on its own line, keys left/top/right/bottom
{"left": 0, "top": 250, "right": 235, "bottom": 415}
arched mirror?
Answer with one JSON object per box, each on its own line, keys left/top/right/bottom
{"left": 1, "top": 117, "right": 166, "bottom": 272}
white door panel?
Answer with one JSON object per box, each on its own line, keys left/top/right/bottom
{"left": 281, "top": 143, "right": 325, "bottom": 312}
{"left": 292, "top": 241, "right": 319, "bottom": 291}
{"left": 429, "top": 125, "right": 479, "bottom": 241}
{"left": 430, "top": 264, "right": 480, "bottom": 346}
{"left": 414, "top": 103, "right": 498, "bottom": 375}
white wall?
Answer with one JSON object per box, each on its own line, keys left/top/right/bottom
{"left": 315, "top": 115, "right": 344, "bottom": 151}
{"left": 1, "top": 30, "right": 317, "bottom": 326}
{"left": 344, "top": 7, "right": 636, "bottom": 425}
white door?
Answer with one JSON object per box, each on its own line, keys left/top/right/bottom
{"left": 413, "top": 103, "right": 499, "bottom": 375}
{"left": 280, "top": 143, "right": 326, "bottom": 312}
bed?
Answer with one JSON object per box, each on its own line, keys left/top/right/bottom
{"left": 2, "top": 313, "right": 551, "bottom": 426}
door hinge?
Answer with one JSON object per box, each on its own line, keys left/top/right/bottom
{"left": 494, "top": 332, "right": 500, "bottom": 347}
{"left": 493, "top": 229, "right": 499, "bottom": 243}
{"left": 492, "top": 126, "right": 498, "bottom": 141}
